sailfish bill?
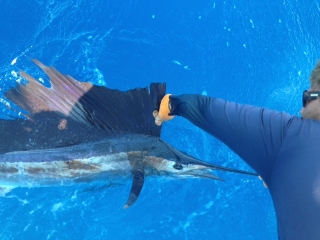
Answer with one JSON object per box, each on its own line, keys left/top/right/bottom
{"left": 0, "top": 59, "right": 258, "bottom": 208}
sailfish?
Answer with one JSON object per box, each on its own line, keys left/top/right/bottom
{"left": 0, "top": 59, "right": 257, "bottom": 208}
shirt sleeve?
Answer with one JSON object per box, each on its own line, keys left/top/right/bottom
{"left": 169, "top": 94, "right": 294, "bottom": 182}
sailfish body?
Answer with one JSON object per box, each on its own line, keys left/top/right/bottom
{"left": 0, "top": 60, "right": 257, "bottom": 208}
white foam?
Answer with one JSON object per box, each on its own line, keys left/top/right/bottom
{"left": 172, "top": 60, "right": 182, "bottom": 66}
{"left": 204, "top": 200, "right": 213, "bottom": 209}
{"left": 52, "top": 202, "right": 63, "bottom": 212}
{"left": 11, "top": 71, "right": 17, "bottom": 78}
{"left": 183, "top": 65, "right": 190, "bottom": 70}
{"left": 11, "top": 58, "right": 18, "bottom": 65}
{"left": 250, "top": 19, "right": 255, "bottom": 28}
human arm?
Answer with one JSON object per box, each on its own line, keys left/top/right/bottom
{"left": 161, "top": 94, "right": 293, "bottom": 183}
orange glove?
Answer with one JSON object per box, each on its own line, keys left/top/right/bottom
{"left": 153, "top": 94, "right": 174, "bottom": 126}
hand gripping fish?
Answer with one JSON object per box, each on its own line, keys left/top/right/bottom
{"left": 0, "top": 59, "right": 257, "bottom": 208}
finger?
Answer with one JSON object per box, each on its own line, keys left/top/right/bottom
{"left": 155, "top": 115, "right": 163, "bottom": 126}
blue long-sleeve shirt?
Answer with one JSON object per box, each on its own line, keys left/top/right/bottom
{"left": 170, "top": 94, "right": 320, "bottom": 240}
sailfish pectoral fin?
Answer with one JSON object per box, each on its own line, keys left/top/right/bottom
{"left": 123, "top": 169, "right": 145, "bottom": 209}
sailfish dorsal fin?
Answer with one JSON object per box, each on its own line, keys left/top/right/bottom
{"left": 1, "top": 59, "right": 166, "bottom": 153}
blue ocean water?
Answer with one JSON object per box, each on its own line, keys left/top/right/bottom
{"left": 0, "top": 0, "right": 319, "bottom": 239}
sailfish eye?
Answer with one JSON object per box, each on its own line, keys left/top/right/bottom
{"left": 173, "top": 163, "right": 183, "bottom": 170}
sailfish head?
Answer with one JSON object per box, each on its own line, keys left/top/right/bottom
{"left": 145, "top": 155, "right": 223, "bottom": 181}
{"left": 144, "top": 139, "right": 257, "bottom": 181}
